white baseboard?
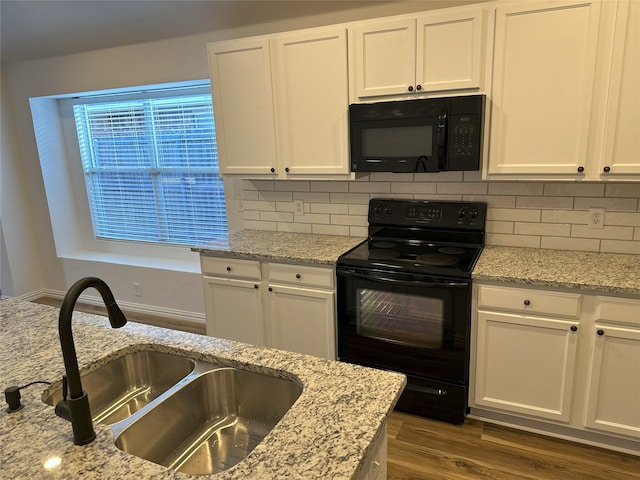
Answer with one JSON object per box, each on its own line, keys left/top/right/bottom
{"left": 17, "top": 288, "right": 205, "bottom": 324}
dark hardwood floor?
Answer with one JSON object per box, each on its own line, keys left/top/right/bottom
{"left": 32, "top": 297, "right": 640, "bottom": 479}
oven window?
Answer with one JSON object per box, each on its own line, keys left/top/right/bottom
{"left": 362, "top": 125, "right": 433, "bottom": 157}
{"left": 357, "top": 288, "right": 444, "bottom": 348}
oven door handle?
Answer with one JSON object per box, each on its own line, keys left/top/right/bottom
{"left": 337, "top": 269, "right": 469, "bottom": 288}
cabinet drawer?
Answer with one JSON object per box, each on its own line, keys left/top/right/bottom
{"left": 200, "top": 256, "right": 261, "bottom": 280}
{"left": 477, "top": 285, "right": 582, "bottom": 318}
{"left": 596, "top": 297, "right": 640, "bottom": 327}
{"left": 268, "top": 263, "right": 334, "bottom": 289}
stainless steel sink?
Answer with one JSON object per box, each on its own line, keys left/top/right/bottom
{"left": 113, "top": 367, "right": 302, "bottom": 475}
{"left": 44, "top": 350, "right": 195, "bottom": 424}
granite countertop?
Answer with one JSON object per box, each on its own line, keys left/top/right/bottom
{"left": 192, "top": 230, "right": 365, "bottom": 265}
{"left": 473, "top": 246, "right": 640, "bottom": 296}
{"left": 0, "top": 298, "right": 405, "bottom": 479}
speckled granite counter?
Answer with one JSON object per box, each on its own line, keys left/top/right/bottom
{"left": 192, "top": 230, "right": 364, "bottom": 265}
{"left": 0, "top": 298, "right": 405, "bottom": 479}
{"left": 473, "top": 246, "right": 640, "bottom": 296}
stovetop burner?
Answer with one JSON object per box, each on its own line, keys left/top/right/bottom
{"left": 416, "top": 253, "right": 458, "bottom": 266}
{"left": 337, "top": 199, "right": 487, "bottom": 278}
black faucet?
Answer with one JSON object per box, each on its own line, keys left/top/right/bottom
{"left": 55, "top": 277, "right": 127, "bottom": 445}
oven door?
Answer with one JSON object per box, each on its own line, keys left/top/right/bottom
{"left": 336, "top": 266, "right": 471, "bottom": 384}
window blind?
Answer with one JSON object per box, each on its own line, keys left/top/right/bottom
{"left": 73, "top": 93, "right": 227, "bottom": 246}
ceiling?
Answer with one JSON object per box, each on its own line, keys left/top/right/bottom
{"left": 1, "top": 0, "right": 407, "bottom": 64}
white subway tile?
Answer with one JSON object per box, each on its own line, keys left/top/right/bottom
{"left": 243, "top": 210, "right": 260, "bottom": 221}
{"left": 391, "top": 182, "right": 437, "bottom": 194}
{"left": 463, "top": 195, "right": 516, "bottom": 207}
{"left": 369, "top": 172, "right": 413, "bottom": 182}
{"left": 293, "top": 192, "right": 331, "bottom": 203}
{"left": 312, "top": 224, "right": 350, "bottom": 236}
{"left": 605, "top": 212, "right": 640, "bottom": 226}
{"left": 330, "top": 193, "right": 370, "bottom": 204}
{"left": 415, "top": 193, "right": 462, "bottom": 201}
{"left": 516, "top": 196, "right": 574, "bottom": 209}
{"left": 260, "top": 211, "right": 294, "bottom": 222}
{"left": 243, "top": 200, "right": 276, "bottom": 211}
{"left": 310, "top": 181, "right": 349, "bottom": 192}
{"left": 275, "top": 201, "right": 295, "bottom": 212}
{"left": 310, "top": 203, "right": 349, "bottom": 214}
{"left": 259, "top": 191, "right": 293, "bottom": 202}
{"left": 515, "top": 222, "right": 571, "bottom": 236}
{"left": 544, "top": 183, "right": 605, "bottom": 197}
{"left": 541, "top": 237, "right": 600, "bottom": 252}
{"left": 488, "top": 183, "right": 544, "bottom": 195}
{"left": 277, "top": 222, "right": 311, "bottom": 233}
{"left": 486, "top": 233, "right": 541, "bottom": 248}
{"left": 488, "top": 208, "right": 541, "bottom": 222}
{"left": 242, "top": 190, "right": 259, "bottom": 200}
{"left": 415, "top": 171, "right": 463, "bottom": 182}
{"left": 605, "top": 184, "right": 640, "bottom": 198}
{"left": 574, "top": 197, "right": 638, "bottom": 211}
{"left": 635, "top": 227, "right": 640, "bottom": 241}
{"left": 244, "top": 220, "right": 277, "bottom": 231}
{"left": 350, "top": 226, "right": 368, "bottom": 237}
{"left": 349, "top": 182, "right": 391, "bottom": 193}
{"left": 571, "top": 225, "right": 634, "bottom": 240}
{"left": 486, "top": 220, "right": 514, "bottom": 234}
{"left": 541, "top": 210, "right": 588, "bottom": 224}
{"left": 274, "top": 181, "right": 310, "bottom": 192}
{"left": 330, "top": 214, "right": 368, "bottom": 226}
{"left": 463, "top": 171, "right": 483, "bottom": 182}
{"left": 600, "top": 240, "right": 640, "bottom": 255}
{"left": 348, "top": 204, "right": 369, "bottom": 215}
{"left": 293, "top": 213, "right": 330, "bottom": 224}
{"left": 245, "top": 180, "right": 274, "bottom": 191}
{"left": 437, "top": 182, "right": 488, "bottom": 195}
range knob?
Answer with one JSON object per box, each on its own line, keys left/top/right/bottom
{"left": 373, "top": 206, "right": 382, "bottom": 215}
{"left": 384, "top": 206, "right": 392, "bottom": 215}
{"left": 469, "top": 209, "right": 479, "bottom": 220}
{"left": 456, "top": 208, "right": 467, "bottom": 219}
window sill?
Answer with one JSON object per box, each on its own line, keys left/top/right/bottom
{"left": 59, "top": 249, "right": 201, "bottom": 274}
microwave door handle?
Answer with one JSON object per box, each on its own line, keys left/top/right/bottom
{"left": 338, "top": 269, "right": 468, "bottom": 288}
{"left": 437, "top": 108, "right": 448, "bottom": 170}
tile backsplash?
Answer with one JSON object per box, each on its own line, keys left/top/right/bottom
{"left": 239, "top": 172, "right": 640, "bottom": 254}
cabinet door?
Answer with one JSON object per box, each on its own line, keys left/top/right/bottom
{"left": 350, "top": 18, "right": 416, "bottom": 98}
{"left": 202, "top": 276, "right": 264, "bottom": 346}
{"left": 475, "top": 311, "right": 580, "bottom": 421}
{"left": 267, "top": 284, "right": 335, "bottom": 360}
{"left": 416, "top": 9, "right": 485, "bottom": 92}
{"left": 601, "top": 0, "right": 640, "bottom": 177}
{"left": 208, "top": 38, "right": 278, "bottom": 176}
{"left": 488, "top": 0, "right": 601, "bottom": 177}
{"left": 273, "top": 28, "right": 350, "bottom": 176}
{"left": 584, "top": 296, "right": 640, "bottom": 438}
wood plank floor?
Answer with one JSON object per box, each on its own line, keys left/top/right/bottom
{"left": 32, "top": 297, "right": 640, "bottom": 479}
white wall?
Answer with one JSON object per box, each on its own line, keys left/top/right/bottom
{"left": 0, "top": 1, "right": 457, "bottom": 315}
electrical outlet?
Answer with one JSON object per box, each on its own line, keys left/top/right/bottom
{"left": 133, "top": 282, "right": 142, "bottom": 297}
{"left": 293, "top": 200, "right": 304, "bottom": 215}
{"left": 588, "top": 208, "right": 605, "bottom": 229}
{"left": 237, "top": 199, "right": 244, "bottom": 212}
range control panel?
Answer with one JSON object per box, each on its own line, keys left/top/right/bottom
{"left": 369, "top": 198, "right": 487, "bottom": 229}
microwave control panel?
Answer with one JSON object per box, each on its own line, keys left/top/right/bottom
{"left": 450, "top": 114, "right": 480, "bottom": 160}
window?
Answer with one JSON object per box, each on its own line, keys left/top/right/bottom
{"left": 72, "top": 89, "right": 227, "bottom": 247}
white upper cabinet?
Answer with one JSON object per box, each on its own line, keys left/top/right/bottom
{"left": 599, "top": 0, "right": 640, "bottom": 178}
{"left": 485, "top": 0, "right": 640, "bottom": 181}
{"left": 486, "top": 0, "right": 602, "bottom": 178}
{"left": 208, "top": 38, "right": 277, "bottom": 176}
{"left": 349, "top": 7, "right": 488, "bottom": 101}
{"left": 208, "top": 27, "right": 351, "bottom": 180}
{"left": 272, "top": 28, "right": 350, "bottom": 177}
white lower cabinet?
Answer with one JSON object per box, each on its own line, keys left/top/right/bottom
{"left": 475, "top": 311, "right": 579, "bottom": 422}
{"left": 201, "top": 255, "right": 336, "bottom": 360}
{"left": 584, "top": 297, "right": 640, "bottom": 438}
{"left": 472, "top": 283, "right": 640, "bottom": 449}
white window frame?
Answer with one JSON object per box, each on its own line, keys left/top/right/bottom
{"left": 31, "top": 80, "right": 229, "bottom": 272}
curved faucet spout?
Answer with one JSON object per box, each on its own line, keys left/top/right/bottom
{"left": 57, "top": 277, "right": 127, "bottom": 445}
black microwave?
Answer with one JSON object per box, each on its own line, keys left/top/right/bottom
{"left": 349, "top": 94, "right": 485, "bottom": 173}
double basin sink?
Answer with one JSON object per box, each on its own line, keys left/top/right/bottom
{"left": 43, "top": 347, "right": 302, "bottom": 475}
